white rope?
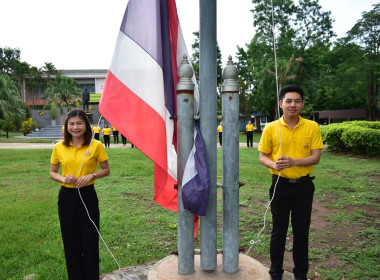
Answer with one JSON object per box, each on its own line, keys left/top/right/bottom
{"left": 246, "top": 0, "right": 283, "bottom": 255}
{"left": 73, "top": 114, "right": 132, "bottom": 280}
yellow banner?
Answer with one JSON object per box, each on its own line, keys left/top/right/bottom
{"left": 90, "top": 94, "right": 102, "bottom": 103}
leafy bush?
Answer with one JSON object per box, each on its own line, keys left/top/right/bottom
{"left": 321, "top": 121, "right": 380, "bottom": 156}
{"left": 22, "top": 120, "right": 31, "bottom": 131}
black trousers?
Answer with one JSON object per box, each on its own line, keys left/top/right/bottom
{"left": 269, "top": 176, "right": 315, "bottom": 279}
{"left": 104, "top": 135, "right": 110, "bottom": 147}
{"left": 219, "top": 132, "right": 222, "bottom": 146}
{"left": 94, "top": 133, "right": 99, "bottom": 140}
{"left": 113, "top": 131, "right": 119, "bottom": 144}
{"left": 246, "top": 131, "right": 253, "bottom": 147}
{"left": 121, "top": 135, "right": 126, "bottom": 145}
{"left": 58, "top": 185, "right": 99, "bottom": 280}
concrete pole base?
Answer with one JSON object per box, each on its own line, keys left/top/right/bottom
{"left": 148, "top": 253, "right": 270, "bottom": 280}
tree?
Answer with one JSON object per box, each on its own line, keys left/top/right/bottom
{"left": 44, "top": 74, "right": 82, "bottom": 111}
{"left": 0, "top": 47, "right": 21, "bottom": 76}
{"left": 319, "top": 39, "right": 368, "bottom": 111}
{"left": 0, "top": 74, "right": 25, "bottom": 138}
{"left": 294, "top": 0, "right": 334, "bottom": 84}
{"left": 41, "top": 62, "right": 58, "bottom": 81}
{"left": 347, "top": 4, "right": 380, "bottom": 120}
{"left": 190, "top": 30, "right": 223, "bottom": 113}
{"left": 239, "top": 0, "right": 334, "bottom": 119}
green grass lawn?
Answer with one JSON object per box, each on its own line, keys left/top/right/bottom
{"left": 0, "top": 132, "right": 53, "bottom": 143}
{"left": 0, "top": 147, "right": 379, "bottom": 279}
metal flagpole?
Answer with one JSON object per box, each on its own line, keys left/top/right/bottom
{"left": 199, "top": 0, "right": 218, "bottom": 271}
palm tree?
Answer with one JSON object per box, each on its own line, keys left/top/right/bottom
{"left": 41, "top": 62, "right": 57, "bottom": 81}
{"left": 44, "top": 74, "right": 82, "bottom": 112}
{"left": 0, "top": 74, "right": 26, "bottom": 138}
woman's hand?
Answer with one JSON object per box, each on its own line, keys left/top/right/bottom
{"left": 76, "top": 174, "right": 94, "bottom": 189}
{"left": 61, "top": 174, "right": 78, "bottom": 185}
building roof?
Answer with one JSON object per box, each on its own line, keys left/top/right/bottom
{"left": 316, "top": 108, "right": 368, "bottom": 119}
{"left": 60, "top": 69, "right": 108, "bottom": 79}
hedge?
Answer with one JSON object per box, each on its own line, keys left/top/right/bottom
{"left": 320, "top": 121, "right": 380, "bottom": 157}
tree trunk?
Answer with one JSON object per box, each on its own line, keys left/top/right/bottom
{"left": 367, "top": 70, "right": 379, "bottom": 121}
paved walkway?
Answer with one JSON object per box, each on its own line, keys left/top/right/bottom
{"left": 0, "top": 142, "right": 259, "bottom": 149}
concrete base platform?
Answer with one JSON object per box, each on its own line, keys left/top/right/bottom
{"left": 148, "top": 254, "right": 270, "bottom": 280}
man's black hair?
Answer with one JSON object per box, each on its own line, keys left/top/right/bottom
{"left": 279, "top": 85, "right": 304, "bottom": 100}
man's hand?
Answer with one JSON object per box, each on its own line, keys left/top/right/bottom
{"left": 275, "top": 156, "right": 294, "bottom": 170}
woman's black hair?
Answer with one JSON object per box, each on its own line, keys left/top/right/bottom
{"left": 63, "top": 109, "right": 93, "bottom": 147}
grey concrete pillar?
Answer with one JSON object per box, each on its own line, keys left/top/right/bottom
{"left": 199, "top": 0, "right": 218, "bottom": 271}
{"left": 176, "top": 54, "right": 195, "bottom": 275}
{"left": 221, "top": 56, "right": 240, "bottom": 274}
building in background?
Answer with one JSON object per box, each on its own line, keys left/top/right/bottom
{"left": 24, "top": 69, "right": 107, "bottom": 126}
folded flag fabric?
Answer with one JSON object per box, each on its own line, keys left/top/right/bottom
{"left": 182, "top": 120, "right": 210, "bottom": 216}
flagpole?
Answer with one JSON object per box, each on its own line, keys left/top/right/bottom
{"left": 199, "top": 0, "right": 218, "bottom": 271}
{"left": 221, "top": 56, "right": 240, "bottom": 273}
{"left": 176, "top": 55, "right": 195, "bottom": 275}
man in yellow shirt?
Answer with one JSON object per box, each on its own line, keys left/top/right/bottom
{"left": 102, "top": 124, "right": 112, "bottom": 148}
{"left": 258, "top": 85, "right": 323, "bottom": 280}
{"left": 217, "top": 121, "right": 223, "bottom": 146}
{"left": 112, "top": 126, "right": 119, "bottom": 144}
{"left": 92, "top": 123, "right": 101, "bottom": 140}
{"left": 246, "top": 120, "right": 254, "bottom": 147}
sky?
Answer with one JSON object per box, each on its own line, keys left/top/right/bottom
{"left": 0, "top": 0, "right": 377, "bottom": 70}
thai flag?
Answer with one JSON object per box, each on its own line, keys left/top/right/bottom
{"left": 99, "top": 0, "right": 209, "bottom": 218}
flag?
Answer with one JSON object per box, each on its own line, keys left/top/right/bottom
{"left": 182, "top": 120, "right": 210, "bottom": 216}
{"left": 99, "top": 0, "right": 209, "bottom": 219}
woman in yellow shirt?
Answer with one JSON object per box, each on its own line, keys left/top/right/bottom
{"left": 49, "top": 109, "right": 110, "bottom": 279}
{"left": 102, "top": 124, "right": 111, "bottom": 148}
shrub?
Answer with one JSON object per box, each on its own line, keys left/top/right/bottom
{"left": 22, "top": 120, "right": 31, "bottom": 132}
{"left": 321, "top": 121, "right": 380, "bottom": 156}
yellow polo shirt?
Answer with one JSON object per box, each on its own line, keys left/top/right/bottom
{"left": 246, "top": 123, "right": 254, "bottom": 132}
{"left": 217, "top": 125, "right": 222, "bottom": 133}
{"left": 258, "top": 116, "right": 323, "bottom": 178}
{"left": 102, "top": 127, "right": 111, "bottom": 136}
{"left": 112, "top": 126, "right": 118, "bottom": 132}
{"left": 50, "top": 140, "right": 108, "bottom": 188}
{"left": 93, "top": 126, "right": 101, "bottom": 134}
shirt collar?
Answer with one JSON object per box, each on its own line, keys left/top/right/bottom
{"left": 69, "top": 141, "right": 83, "bottom": 148}
{"left": 280, "top": 115, "right": 304, "bottom": 129}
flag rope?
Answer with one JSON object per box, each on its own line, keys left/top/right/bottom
{"left": 246, "top": 0, "right": 284, "bottom": 255}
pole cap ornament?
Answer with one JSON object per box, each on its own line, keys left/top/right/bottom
{"left": 222, "top": 56, "right": 240, "bottom": 93}
{"left": 176, "top": 54, "right": 195, "bottom": 92}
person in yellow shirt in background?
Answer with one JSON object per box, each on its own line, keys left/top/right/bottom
{"left": 49, "top": 108, "right": 110, "bottom": 279}
{"left": 217, "top": 121, "right": 223, "bottom": 146}
{"left": 112, "top": 126, "right": 119, "bottom": 144}
{"left": 246, "top": 120, "right": 254, "bottom": 148}
{"left": 92, "top": 123, "right": 100, "bottom": 140}
{"left": 258, "top": 85, "right": 323, "bottom": 280}
{"left": 102, "top": 124, "right": 111, "bottom": 148}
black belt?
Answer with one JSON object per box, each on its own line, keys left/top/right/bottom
{"left": 60, "top": 184, "right": 94, "bottom": 190}
{"left": 273, "top": 174, "right": 315, "bottom": 184}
